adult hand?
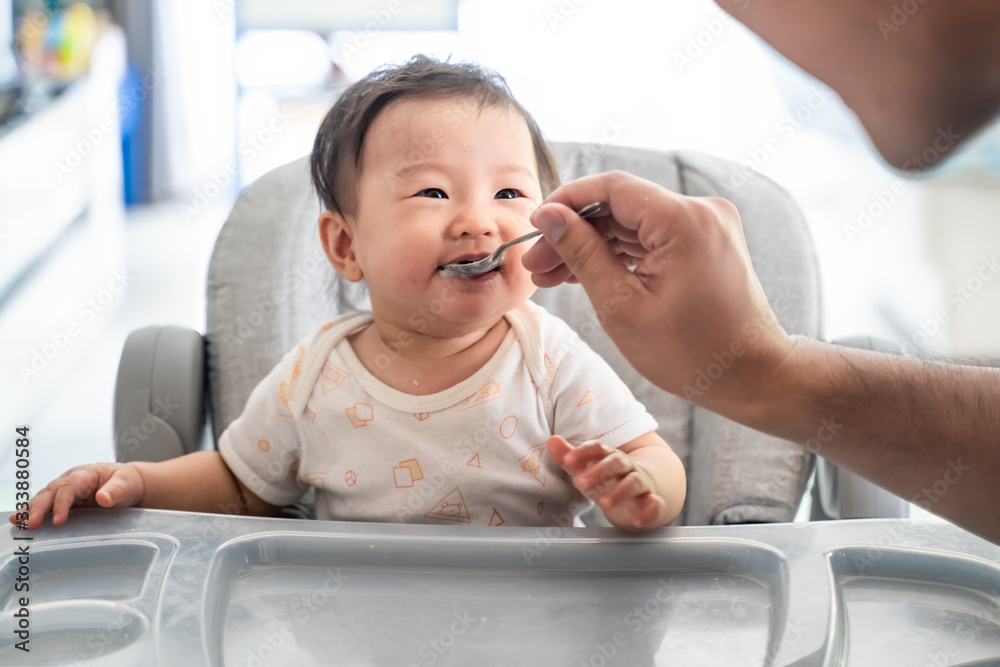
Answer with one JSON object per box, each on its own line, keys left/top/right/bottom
{"left": 522, "top": 171, "right": 795, "bottom": 422}
{"left": 524, "top": 171, "right": 1000, "bottom": 545}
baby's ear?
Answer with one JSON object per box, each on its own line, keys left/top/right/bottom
{"left": 319, "top": 210, "right": 364, "bottom": 282}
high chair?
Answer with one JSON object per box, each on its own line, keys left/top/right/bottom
{"left": 18, "top": 144, "right": 1000, "bottom": 667}
{"left": 113, "top": 142, "right": 907, "bottom": 524}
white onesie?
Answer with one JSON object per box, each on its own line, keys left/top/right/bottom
{"left": 218, "top": 301, "right": 657, "bottom": 527}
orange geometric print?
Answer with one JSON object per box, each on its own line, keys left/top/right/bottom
{"left": 321, "top": 362, "right": 350, "bottom": 394}
{"left": 394, "top": 467, "right": 414, "bottom": 488}
{"left": 276, "top": 382, "right": 293, "bottom": 418}
{"left": 424, "top": 487, "right": 471, "bottom": 524}
{"left": 291, "top": 346, "right": 305, "bottom": 380}
{"left": 276, "top": 346, "right": 306, "bottom": 417}
{"left": 519, "top": 444, "right": 548, "bottom": 487}
{"left": 399, "top": 458, "right": 423, "bottom": 481}
{"left": 499, "top": 415, "right": 518, "bottom": 439}
{"left": 543, "top": 354, "right": 557, "bottom": 389}
{"left": 577, "top": 390, "right": 599, "bottom": 406}
{"left": 345, "top": 402, "right": 374, "bottom": 428}
{"left": 394, "top": 458, "right": 424, "bottom": 487}
{"left": 459, "top": 379, "right": 502, "bottom": 411}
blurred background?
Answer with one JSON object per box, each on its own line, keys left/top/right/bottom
{"left": 2, "top": 0, "right": 998, "bottom": 518}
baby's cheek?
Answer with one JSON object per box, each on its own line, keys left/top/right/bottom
{"left": 506, "top": 247, "right": 539, "bottom": 297}
{"left": 373, "top": 252, "right": 422, "bottom": 285}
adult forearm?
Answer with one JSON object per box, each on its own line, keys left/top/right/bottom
{"left": 744, "top": 337, "right": 1000, "bottom": 541}
{"left": 130, "top": 451, "right": 252, "bottom": 516}
{"left": 524, "top": 170, "right": 1000, "bottom": 541}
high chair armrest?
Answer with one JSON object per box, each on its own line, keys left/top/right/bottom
{"left": 114, "top": 325, "right": 207, "bottom": 463}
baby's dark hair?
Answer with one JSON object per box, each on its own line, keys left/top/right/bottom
{"left": 309, "top": 54, "right": 560, "bottom": 217}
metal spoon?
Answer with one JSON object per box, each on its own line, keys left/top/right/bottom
{"left": 440, "top": 201, "right": 608, "bottom": 277}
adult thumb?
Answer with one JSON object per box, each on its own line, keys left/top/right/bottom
{"left": 533, "top": 203, "right": 631, "bottom": 303}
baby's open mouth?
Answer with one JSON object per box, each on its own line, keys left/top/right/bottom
{"left": 438, "top": 251, "right": 502, "bottom": 279}
{"left": 441, "top": 252, "right": 491, "bottom": 267}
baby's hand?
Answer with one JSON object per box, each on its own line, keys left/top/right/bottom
{"left": 546, "top": 435, "right": 667, "bottom": 532}
{"left": 8, "top": 462, "right": 145, "bottom": 530}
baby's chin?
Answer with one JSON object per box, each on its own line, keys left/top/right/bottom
{"left": 419, "top": 279, "right": 535, "bottom": 330}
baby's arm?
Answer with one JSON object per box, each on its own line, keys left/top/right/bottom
{"left": 547, "top": 431, "right": 686, "bottom": 532}
{"left": 9, "top": 451, "right": 282, "bottom": 530}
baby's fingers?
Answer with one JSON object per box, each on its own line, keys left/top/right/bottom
{"left": 600, "top": 485, "right": 666, "bottom": 531}
{"left": 36, "top": 464, "right": 136, "bottom": 527}
{"left": 94, "top": 469, "right": 143, "bottom": 509}
{"left": 546, "top": 436, "right": 612, "bottom": 476}
{"left": 50, "top": 482, "right": 89, "bottom": 526}
{"left": 619, "top": 493, "right": 667, "bottom": 530}
{"left": 576, "top": 449, "right": 634, "bottom": 495}
{"left": 8, "top": 488, "right": 54, "bottom": 530}
{"left": 598, "top": 470, "right": 653, "bottom": 509}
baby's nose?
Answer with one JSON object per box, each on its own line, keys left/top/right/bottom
{"left": 451, "top": 207, "right": 500, "bottom": 237}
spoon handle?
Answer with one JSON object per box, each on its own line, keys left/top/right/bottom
{"left": 497, "top": 230, "right": 542, "bottom": 253}
{"left": 502, "top": 201, "right": 607, "bottom": 251}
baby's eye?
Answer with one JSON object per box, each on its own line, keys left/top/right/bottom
{"left": 415, "top": 188, "right": 447, "bottom": 199}
{"left": 495, "top": 188, "right": 523, "bottom": 200}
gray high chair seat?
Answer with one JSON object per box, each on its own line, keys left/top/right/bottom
{"left": 114, "top": 142, "right": 905, "bottom": 524}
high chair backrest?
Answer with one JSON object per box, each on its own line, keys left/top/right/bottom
{"left": 206, "top": 144, "right": 821, "bottom": 526}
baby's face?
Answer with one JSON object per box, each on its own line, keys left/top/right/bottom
{"left": 348, "top": 96, "right": 542, "bottom": 336}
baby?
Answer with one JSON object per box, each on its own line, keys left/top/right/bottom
{"left": 14, "top": 56, "right": 685, "bottom": 532}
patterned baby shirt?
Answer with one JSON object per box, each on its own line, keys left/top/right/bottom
{"left": 218, "top": 301, "right": 658, "bottom": 527}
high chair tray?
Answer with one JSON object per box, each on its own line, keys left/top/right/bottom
{"left": 2, "top": 509, "right": 999, "bottom": 666}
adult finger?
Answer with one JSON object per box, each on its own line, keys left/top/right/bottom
{"left": 522, "top": 213, "right": 640, "bottom": 276}
{"left": 527, "top": 258, "right": 574, "bottom": 289}
{"left": 526, "top": 242, "right": 645, "bottom": 290}
{"left": 529, "top": 202, "right": 635, "bottom": 306}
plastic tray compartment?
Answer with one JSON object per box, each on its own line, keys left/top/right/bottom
{"left": 204, "top": 533, "right": 788, "bottom": 667}
{"left": 0, "top": 536, "right": 176, "bottom": 666}
{"left": 827, "top": 546, "right": 1000, "bottom": 666}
